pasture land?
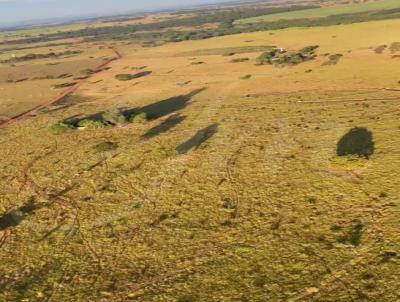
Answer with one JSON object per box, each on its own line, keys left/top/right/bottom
{"left": 0, "top": 9, "right": 400, "bottom": 302}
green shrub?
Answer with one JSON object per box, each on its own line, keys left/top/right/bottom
{"left": 256, "top": 46, "right": 319, "bottom": 66}
{"left": 256, "top": 49, "right": 279, "bottom": 65}
{"left": 240, "top": 74, "right": 252, "bottom": 80}
{"left": 49, "top": 122, "right": 73, "bottom": 133}
{"left": 77, "top": 119, "right": 105, "bottom": 129}
{"left": 129, "top": 112, "right": 148, "bottom": 123}
{"left": 93, "top": 141, "right": 119, "bottom": 152}
{"left": 101, "top": 108, "right": 126, "bottom": 125}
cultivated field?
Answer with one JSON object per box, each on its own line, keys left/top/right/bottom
{"left": 237, "top": 0, "right": 400, "bottom": 23}
{"left": 0, "top": 2, "right": 399, "bottom": 302}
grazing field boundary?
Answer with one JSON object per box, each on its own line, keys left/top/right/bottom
{"left": 0, "top": 45, "right": 122, "bottom": 129}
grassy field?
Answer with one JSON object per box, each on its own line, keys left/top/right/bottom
{"left": 1, "top": 7, "right": 400, "bottom": 302}
{"left": 236, "top": 0, "right": 400, "bottom": 24}
{"left": 0, "top": 43, "right": 114, "bottom": 120}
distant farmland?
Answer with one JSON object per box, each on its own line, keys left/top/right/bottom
{"left": 236, "top": 0, "right": 400, "bottom": 24}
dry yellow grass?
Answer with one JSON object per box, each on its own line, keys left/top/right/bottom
{"left": 0, "top": 18, "right": 399, "bottom": 302}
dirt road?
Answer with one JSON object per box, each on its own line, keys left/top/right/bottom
{"left": 0, "top": 46, "right": 122, "bottom": 129}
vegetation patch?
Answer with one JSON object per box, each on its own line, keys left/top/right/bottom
{"left": 389, "top": 42, "right": 400, "bottom": 52}
{"left": 0, "top": 50, "right": 82, "bottom": 64}
{"left": 101, "top": 108, "right": 127, "bottom": 125}
{"left": 177, "top": 46, "right": 275, "bottom": 57}
{"left": 129, "top": 112, "right": 148, "bottom": 123}
{"left": 374, "top": 45, "right": 387, "bottom": 54}
{"left": 48, "top": 122, "right": 73, "bottom": 134}
{"left": 322, "top": 53, "right": 343, "bottom": 66}
{"left": 115, "top": 71, "right": 152, "bottom": 81}
{"left": 256, "top": 46, "right": 319, "bottom": 66}
{"left": 77, "top": 119, "right": 105, "bottom": 129}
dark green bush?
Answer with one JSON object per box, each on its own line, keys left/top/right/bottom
{"left": 101, "top": 108, "right": 126, "bottom": 125}
{"left": 129, "top": 112, "right": 148, "bottom": 123}
{"left": 77, "top": 119, "right": 105, "bottom": 129}
{"left": 49, "top": 122, "right": 73, "bottom": 133}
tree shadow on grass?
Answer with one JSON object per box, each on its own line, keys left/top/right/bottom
{"left": 124, "top": 87, "right": 207, "bottom": 119}
{"left": 176, "top": 123, "right": 219, "bottom": 155}
{"left": 142, "top": 114, "right": 186, "bottom": 140}
{"left": 0, "top": 198, "right": 44, "bottom": 231}
{"left": 62, "top": 87, "right": 206, "bottom": 126}
{"left": 337, "top": 127, "right": 375, "bottom": 159}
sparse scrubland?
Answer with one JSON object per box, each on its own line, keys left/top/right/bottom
{"left": 1, "top": 1, "right": 400, "bottom": 301}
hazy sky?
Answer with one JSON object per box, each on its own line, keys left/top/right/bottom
{"left": 0, "top": 0, "right": 231, "bottom": 26}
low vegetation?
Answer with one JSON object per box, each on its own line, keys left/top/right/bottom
{"left": 0, "top": 50, "right": 82, "bottom": 64}
{"left": 115, "top": 71, "right": 152, "bottom": 81}
{"left": 257, "top": 45, "right": 319, "bottom": 66}
{"left": 322, "top": 53, "right": 343, "bottom": 66}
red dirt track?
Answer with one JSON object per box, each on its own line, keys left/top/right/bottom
{"left": 0, "top": 46, "right": 122, "bottom": 129}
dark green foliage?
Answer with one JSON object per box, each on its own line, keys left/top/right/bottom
{"left": 337, "top": 127, "right": 375, "bottom": 159}
{"left": 48, "top": 122, "right": 73, "bottom": 133}
{"left": 93, "top": 141, "right": 119, "bottom": 152}
{"left": 257, "top": 46, "right": 319, "bottom": 66}
{"left": 129, "top": 112, "right": 148, "bottom": 123}
{"left": 101, "top": 108, "right": 126, "bottom": 125}
{"left": 256, "top": 49, "right": 280, "bottom": 65}
{"left": 77, "top": 119, "right": 105, "bottom": 129}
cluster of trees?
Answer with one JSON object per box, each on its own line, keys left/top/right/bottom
{"left": 0, "top": 50, "right": 82, "bottom": 64}
{"left": 3, "top": 6, "right": 400, "bottom": 46}
{"left": 256, "top": 46, "right": 319, "bottom": 66}
{"left": 2, "top": 5, "right": 316, "bottom": 44}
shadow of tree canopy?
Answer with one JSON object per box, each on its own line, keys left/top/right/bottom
{"left": 176, "top": 123, "right": 219, "bottom": 155}
{"left": 0, "top": 198, "right": 44, "bottom": 231}
{"left": 142, "top": 114, "right": 186, "bottom": 139}
{"left": 62, "top": 88, "right": 206, "bottom": 126}
{"left": 124, "top": 87, "right": 207, "bottom": 119}
{"left": 337, "top": 127, "right": 375, "bottom": 159}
